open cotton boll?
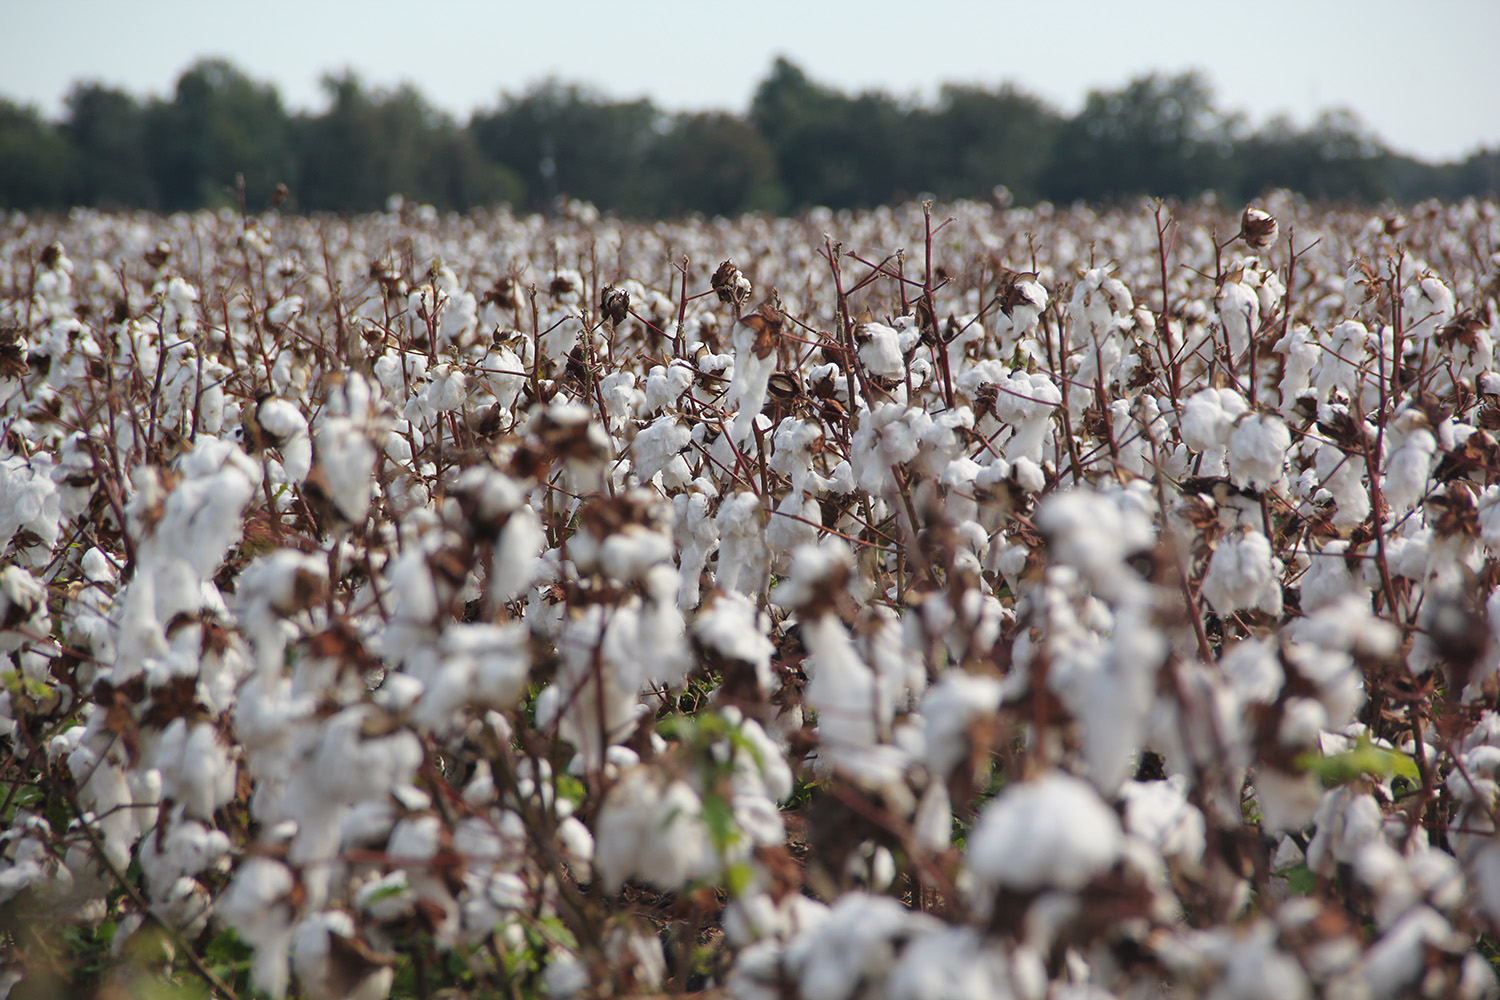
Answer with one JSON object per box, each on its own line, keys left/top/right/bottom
{"left": 253, "top": 396, "right": 313, "bottom": 484}
{"left": 593, "top": 766, "right": 716, "bottom": 892}
{"left": 918, "top": 671, "right": 1002, "bottom": 780}
{"left": 218, "top": 857, "right": 299, "bottom": 999}
{"left": 1403, "top": 274, "right": 1456, "bottom": 346}
{"left": 855, "top": 321, "right": 906, "bottom": 378}
{"left": 782, "top": 892, "right": 941, "bottom": 1000}
{"left": 153, "top": 718, "right": 237, "bottom": 820}
{"left": 769, "top": 417, "right": 826, "bottom": 497}
{"left": 692, "top": 589, "right": 775, "bottom": 694}
{"left": 642, "top": 360, "right": 695, "bottom": 413}
{"left": 887, "top": 925, "right": 1018, "bottom": 1000}
{"left": 311, "top": 417, "right": 378, "bottom": 528}
{"left": 0, "top": 454, "right": 61, "bottom": 568}
{"left": 1121, "top": 775, "right": 1206, "bottom": 866}
{"left": 145, "top": 436, "right": 263, "bottom": 578}
{"left": 1202, "top": 527, "right": 1283, "bottom": 617}
{"left": 292, "top": 909, "right": 393, "bottom": 1000}
{"left": 1305, "top": 787, "right": 1383, "bottom": 877}
{"left": 728, "top": 311, "right": 778, "bottom": 444}
{"left": 966, "top": 772, "right": 1123, "bottom": 900}
{"left": 767, "top": 492, "right": 821, "bottom": 570}
{"left": 1382, "top": 409, "right": 1438, "bottom": 517}
{"left": 1226, "top": 412, "right": 1291, "bottom": 491}
{"left": 1216, "top": 271, "right": 1260, "bottom": 361}
{"left": 632, "top": 414, "right": 693, "bottom": 485}
{"left": 410, "top": 623, "right": 530, "bottom": 735}
{"left": 1034, "top": 485, "right": 1156, "bottom": 599}
{"left": 715, "top": 492, "right": 767, "bottom": 597}
{"left": 850, "top": 404, "right": 930, "bottom": 494}
{"left": 1180, "top": 387, "right": 1249, "bottom": 455}
{"left": 534, "top": 604, "right": 648, "bottom": 769}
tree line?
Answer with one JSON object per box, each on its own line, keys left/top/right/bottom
{"left": 1, "top": 57, "right": 1496, "bottom": 216}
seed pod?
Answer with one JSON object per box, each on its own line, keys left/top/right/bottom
{"left": 144, "top": 241, "right": 173, "bottom": 269}
{"left": 739, "top": 298, "right": 783, "bottom": 360}
{"left": 767, "top": 371, "right": 803, "bottom": 402}
{"left": 601, "top": 284, "right": 630, "bottom": 326}
{"left": 712, "top": 259, "right": 752, "bottom": 308}
{"left": 1239, "top": 207, "right": 1279, "bottom": 251}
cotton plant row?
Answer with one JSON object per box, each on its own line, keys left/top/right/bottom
{"left": 0, "top": 192, "right": 1499, "bottom": 1000}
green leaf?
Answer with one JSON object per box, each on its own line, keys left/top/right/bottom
{"left": 700, "top": 790, "right": 740, "bottom": 854}
{"left": 725, "top": 860, "right": 753, "bottom": 897}
{"left": 1296, "top": 733, "right": 1419, "bottom": 786}
{"left": 362, "top": 880, "right": 410, "bottom": 904}
{"left": 1278, "top": 863, "right": 1317, "bottom": 895}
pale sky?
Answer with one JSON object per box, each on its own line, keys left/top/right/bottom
{"left": 3, "top": 0, "right": 1498, "bottom": 162}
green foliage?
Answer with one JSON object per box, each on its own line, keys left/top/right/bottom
{"left": 1278, "top": 862, "right": 1318, "bottom": 895}
{"left": 0, "top": 58, "right": 1492, "bottom": 215}
{"left": 1297, "top": 733, "right": 1421, "bottom": 786}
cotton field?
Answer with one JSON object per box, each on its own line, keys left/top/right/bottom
{"left": 3, "top": 192, "right": 1500, "bottom": 999}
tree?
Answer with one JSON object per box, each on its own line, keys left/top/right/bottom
{"left": 145, "top": 59, "right": 294, "bottom": 211}
{"left": 1234, "top": 110, "right": 1392, "bottom": 203}
{"left": 651, "top": 112, "right": 784, "bottom": 216}
{"left": 469, "top": 82, "right": 663, "bottom": 214}
{"left": 0, "top": 100, "right": 71, "bottom": 209}
{"left": 915, "top": 84, "right": 1060, "bottom": 203}
{"left": 749, "top": 58, "right": 914, "bottom": 210}
{"left": 1044, "top": 72, "right": 1235, "bottom": 203}
{"left": 62, "top": 82, "right": 155, "bottom": 207}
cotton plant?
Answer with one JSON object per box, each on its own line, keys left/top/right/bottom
{"left": 1067, "top": 266, "right": 1136, "bottom": 411}
{"left": 12, "top": 197, "right": 1500, "bottom": 1000}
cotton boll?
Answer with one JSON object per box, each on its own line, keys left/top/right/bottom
{"left": 642, "top": 360, "right": 695, "bottom": 413}
{"left": 253, "top": 395, "right": 313, "bottom": 484}
{"left": 593, "top": 766, "right": 715, "bottom": 891}
{"left": 1383, "top": 409, "right": 1438, "bottom": 517}
{"left": 1205, "top": 918, "right": 1311, "bottom": 1000}
{"left": 0, "top": 454, "right": 62, "bottom": 567}
{"left": 1254, "top": 766, "right": 1326, "bottom": 833}
{"left": 144, "top": 436, "right": 263, "bottom": 578}
{"left": 292, "top": 910, "right": 394, "bottom": 1000}
{"left": 410, "top": 623, "right": 530, "bottom": 735}
{"left": 887, "top": 926, "right": 1015, "bottom": 1000}
{"left": 919, "top": 671, "right": 1002, "bottom": 780}
{"left": 715, "top": 492, "right": 767, "bottom": 598}
{"left": 966, "top": 772, "right": 1123, "bottom": 901}
{"left": 632, "top": 414, "right": 693, "bottom": 484}
{"left": 1180, "top": 387, "right": 1249, "bottom": 455}
{"left": 693, "top": 589, "right": 775, "bottom": 695}
{"left": 1226, "top": 412, "right": 1290, "bottom": 491}
{"left": 153, "top": 718, "right": 237, "bottom": 820}
{"left": 0, "top": 565, "right": 50, "bottom": 656}
{"left": 782, "top": 892, "right": 940, "bottom": 1000}
{"left": 1305, "top": 787, "right": 1383, "bottom": 877}
{"left": 855, "top": 321, "right": 906, "bottom": 378}
{"left": 850, "top": 404, "right": 929, "bottom": 494}
{"left": 728, "top": 305, "right": 779, "bottom": 443}
{"left": 1121, "top": 775, "right": 1206, "bottom": 866}
{"left": 1403, "top": 274, "right": 1456, "bottom": 347}
{"left": 1216, "top": 272, "right": 1261, "bottom": 364}
{"left": 311, "top": 417, "right": 379, "bottom": 529}
{"left": 767, "top": 492, "right": 821, "bottom": 570}
{"left": 218, "top": 858, "right": 299, "bottom": 999}
{"left": 674, "top": 486, "right": 719, "bottom": 609}
{"left": 1034, "top": 486, "right": 1156, "bottom": 600}
{"left": 535, "top": 605, "right": 648, "bottom": 769}
{"left": 1360, "top": 906, "right": 1466, "bottom": 1000}
{"left": 1202, "top": 527, "right": 1283, "bottom": 617}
